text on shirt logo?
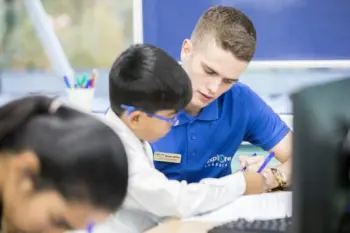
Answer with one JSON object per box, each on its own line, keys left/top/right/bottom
{"left": 205, "top": 154, "right": 232, "bottom": 168}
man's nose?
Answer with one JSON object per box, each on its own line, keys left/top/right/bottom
{"left": 207, "top": 78, "right": 221, "bottom": 94}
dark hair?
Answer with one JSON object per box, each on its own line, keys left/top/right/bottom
{"left": 191, "top": 6, "right": 256, "bottom": 61}
{"left": 0, "top": 96, "right": 128, "bottom": 211}
{"left": 109, "top": 43, "right": 192, "bottom": 115}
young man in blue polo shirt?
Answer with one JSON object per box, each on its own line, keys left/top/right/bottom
{"left": 151, "top": 6, "right": 292, "bottom": 191}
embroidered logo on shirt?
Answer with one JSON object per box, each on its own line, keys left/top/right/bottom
{"left": 205, "top": 154, "right": 231, "bottom": 168}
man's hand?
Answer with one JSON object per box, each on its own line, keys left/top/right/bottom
{"left": 239, "top": 155, "right": 279, "bottom": 190}
{"left": 239, "top": 155, "right": 264, "bottom": 170}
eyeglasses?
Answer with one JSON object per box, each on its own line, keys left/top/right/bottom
{"left": 121, "top": 104, "right": 179, "bottom": 126}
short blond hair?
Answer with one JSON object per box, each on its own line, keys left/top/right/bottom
{"left": 191, "top": 6, "right": 257, "bottom": 61}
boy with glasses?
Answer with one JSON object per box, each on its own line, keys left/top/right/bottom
{"left": 97, "top": 44, "right": 267, "bottom": 233}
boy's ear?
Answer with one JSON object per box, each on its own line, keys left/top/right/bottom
{"left": 127, "top": 110, "right": 145, "bottom": 129}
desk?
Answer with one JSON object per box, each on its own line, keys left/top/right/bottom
{"left": 0, "top": 93, "right": 109, "bottom": 114}
{"left": 145, "top": 220, "right": 217, "bottom": 233}
{"left": 147, "top": 192, "right": 292, "bottom": 233}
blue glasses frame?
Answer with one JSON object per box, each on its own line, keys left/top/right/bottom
{"left": 121, "top": 104, "right": 179, "bottom": 126}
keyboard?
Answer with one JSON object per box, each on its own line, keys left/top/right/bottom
{"left": 208, "top": 217, "right": 292, "bottom": 233}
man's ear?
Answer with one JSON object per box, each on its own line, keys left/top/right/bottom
{"left": 181, "top": 39, "right": 193, "bottom": 62}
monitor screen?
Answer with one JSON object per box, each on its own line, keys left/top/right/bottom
{"left": 291, "top": 77, "right": 350, "bottom": 233}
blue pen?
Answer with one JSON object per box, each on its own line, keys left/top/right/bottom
{"left": 87, "top": 223, "right": 94, "bottom": 233}
{"left": 257, "top": 152, "right": 275, "bottom": 173}
{"left": 84, "top": 79, "right": 92, "bottom": 88}
{"left": 63, "top": 76, "right": 71, "bottom": 88}
{"left": 241, "top": 153, "right": 257, "bottom": 172}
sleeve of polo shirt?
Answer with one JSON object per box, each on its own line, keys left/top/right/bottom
{"left": 243, "top": 87, "right": 290, "bottom": 151}
{"left": 123, "top": 143, "right": 247, "bottom": 218}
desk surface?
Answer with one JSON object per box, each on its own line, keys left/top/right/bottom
{"left": 147, "top": 192, "right": 292, "bottom": 233}
{"left": 146, "top": 220, "right": 217, "bottom": 233}
{"left": 0, "top": 93, "right": 109, "bottom": 114}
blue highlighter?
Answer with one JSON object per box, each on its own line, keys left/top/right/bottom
{"left": 257, "top": 152, "right": 275, "bottom": 173}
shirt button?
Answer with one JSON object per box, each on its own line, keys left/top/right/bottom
{"left": 192, "top": 151, "right": 196, "bottom": 156}
{"left": 191, "top": 134, "right": 197, "bottom": 140}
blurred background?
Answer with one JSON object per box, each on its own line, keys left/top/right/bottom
{"left": 0, "top": 0, "right": 350, "bottom": 114}
{"left": 0, "top": 0, "right": 132, "bottom": 106}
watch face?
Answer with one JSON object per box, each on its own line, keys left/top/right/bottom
{"left": 276, "top": 169, "right": 286, "bottom": 181}
{"left": 272, "top": 168, "right": 287, "bottom": 187}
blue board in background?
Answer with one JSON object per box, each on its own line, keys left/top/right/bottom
{"left": 142, "top": 0, "right": 350, "bottom": 61}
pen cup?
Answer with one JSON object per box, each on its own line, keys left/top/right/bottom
{"left": 66, "top": 88, "right": 95, "bottom": 112}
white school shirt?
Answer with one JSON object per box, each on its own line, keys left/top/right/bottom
{"left": 87, "top": 109, "right": 247, "bottom": 233}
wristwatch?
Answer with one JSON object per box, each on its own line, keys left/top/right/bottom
{"left": 270, "top": 168, "right": 288, "bottom": 191}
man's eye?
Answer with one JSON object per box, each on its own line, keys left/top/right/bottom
{"left": 223, "top": 79, "right": 236, "bottom": 84}
{"left": 203, "top": 67, "right": 216, "bottom": 75}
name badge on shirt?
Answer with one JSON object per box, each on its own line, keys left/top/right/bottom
{"left": 153, "top": 152, "right": 182, "bottom": 163}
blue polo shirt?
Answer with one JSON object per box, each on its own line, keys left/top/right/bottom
{"left": 150, "top": 82, "right": 290, "bottom": 183}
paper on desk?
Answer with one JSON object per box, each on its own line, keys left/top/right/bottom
{"left": 184, "top": 191, "right": 292, "bottom": 222}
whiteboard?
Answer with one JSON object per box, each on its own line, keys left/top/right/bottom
{"left": 136, "top": 0, "right": 350, "bottom": 68}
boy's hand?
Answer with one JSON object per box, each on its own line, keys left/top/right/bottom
{"left": 239, "top": 155, "right": 265, "bottom": 170}
{"left": 242, "top": 172, "right": 267, "bottom": 194}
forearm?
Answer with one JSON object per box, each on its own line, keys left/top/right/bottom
{"left": 276, "top": 158, "right": 292, "bottom": 185}
{"left": 127, "top": 171, "right": 248, "bottom": 218}
{"left": 270, "top": 132, "right": 292, "bottom": 186}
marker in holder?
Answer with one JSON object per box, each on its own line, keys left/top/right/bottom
{"left": 64, "top": 70, "right": 98, "bottom": 112}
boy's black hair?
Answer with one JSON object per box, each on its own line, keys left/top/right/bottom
{"left": 109, "top": 43, "right": 192, "bottom": 115}
{"left": 0, "top": 96, "right": 128, "bottom": 211}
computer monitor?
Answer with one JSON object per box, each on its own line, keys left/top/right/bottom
{"left": 292, "top": 77, "right": 350, "bottom": 233}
